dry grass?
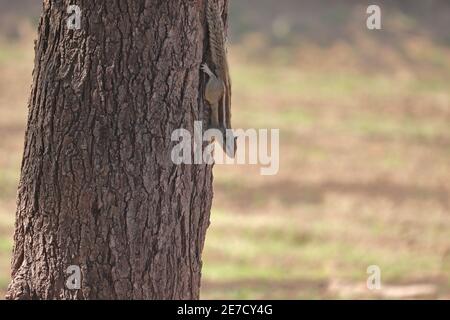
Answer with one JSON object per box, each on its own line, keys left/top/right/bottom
{"left": 201, "top": 42, "right": 450, "bottom": 299}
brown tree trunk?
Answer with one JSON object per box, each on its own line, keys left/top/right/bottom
{"left": 7, "top": 0, "right": 227, "bottom": 300}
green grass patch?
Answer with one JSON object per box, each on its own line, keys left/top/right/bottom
{"left": 0, "top": 44, "right": 27, "bottom": 64}
{"left": 347, "top": 113, "right": 449, "bottom": 140}
{"left": 0, "top": 236, "right": 13, "bottom": 254}
{"left": 232, "top": 65, "right": 402, "bottom": 99}
{"left": 203, "top": 210, "right": 444, "bottom": 287}
{"left": 0, "top": 168, "right": 19, "bottom": 200}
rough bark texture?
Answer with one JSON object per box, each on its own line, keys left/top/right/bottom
{"left": 7, "top": 0, "right": 228, "bottom": 300}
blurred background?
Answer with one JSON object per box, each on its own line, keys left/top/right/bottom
{"left": 0, "top": 0, "right": 449, "bottom": 299}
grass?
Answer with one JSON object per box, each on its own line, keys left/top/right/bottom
{"left": 232, "top": 66, "right": 402, "bottom": 99}
{"left": 347, "top": 113, "right": 450, "bottom": 140}
{"left": 202, "top": 209, "right": 446, "bottom": 295}
{"left": 202, "top": 45, "right": 450, "bottom": 298}
{"left": 0, "top": 211, "right": 13, "bottom": 297}
{"left": 0, "top": 45, "right": 28, "bottom": 64}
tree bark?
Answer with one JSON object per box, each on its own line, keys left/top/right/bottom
{"left": 7, "top": 0, "right": 227, "bottom": 300}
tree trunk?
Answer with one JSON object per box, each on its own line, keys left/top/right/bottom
{"left": 7, "top": 0, "right": 227, "bottom": 300}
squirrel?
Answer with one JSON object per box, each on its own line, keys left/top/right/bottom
{"left": 202, "top": 0, "right": 236, "bottom": 158}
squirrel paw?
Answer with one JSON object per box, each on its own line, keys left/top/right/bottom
{"left": 201, "top": 63, "right": 214, "bottom": 77}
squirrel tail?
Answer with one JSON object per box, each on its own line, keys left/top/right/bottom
{"left": 219, "top": 127, "right": 236, "bottom": 158}
{"left": 206, "top": 0, "right": 226, "bottom": 75}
